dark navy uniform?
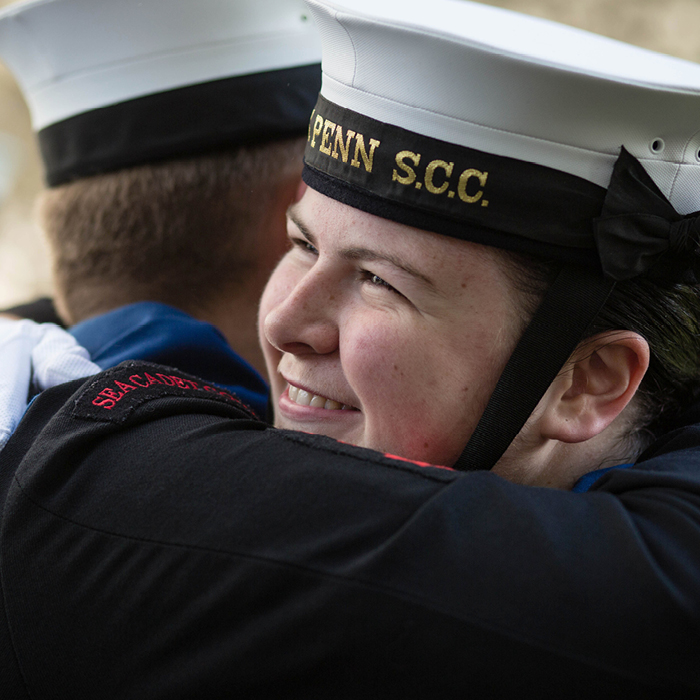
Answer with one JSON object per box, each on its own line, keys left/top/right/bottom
{"left": 1, "top": 361, "right": 699, "bottom": 698}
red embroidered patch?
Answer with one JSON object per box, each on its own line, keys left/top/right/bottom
{"left": 90, "top": 371, "right": 239, "bottom": 410}
{"left": 73, "top": 361, "right": 260, "bottom": 424}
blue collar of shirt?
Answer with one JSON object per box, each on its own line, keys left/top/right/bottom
{"left": 571, "top": 463, "right": 634, "bottom": 492}
{"left": 71, "top": 302, "right": 269, "bottom": 418}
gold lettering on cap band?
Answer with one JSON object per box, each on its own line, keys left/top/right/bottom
{"left": 332, "top": 126, "right": 356, "bottom": 162}
{"left": 319, "top": 119, "right": 336, "bottom": 156}
{"left": 308, "top": 104, "right": 489, "bottom": 206}
{"left": 425, "top": 159, "right": 454, "bottom": 195}
{"left": 304, "top": 95, "right": 608, "bottom": 255}
{"left": 392, "top": 151, "right": 421, "bottom": 185}
{"left": 310, "top": 113, "right": 324, "bottom": 148}
{"left": 307, "top": 109, "right": 315, "bottom": 143}
{"left": 392, "top": 153, "right": 487, "bottom": 206}
{"left": 458, "top": 169, "right": 489, "bottom": 207}
{"left": 351, "top": 134, "right": 381, "bottom": 173}
{"left": 308, "top": 110, "right": 381, "bottom": 174}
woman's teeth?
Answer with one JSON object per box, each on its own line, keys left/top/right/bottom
{"left": 288, "top": 384, "right": 352, "bottom": 410}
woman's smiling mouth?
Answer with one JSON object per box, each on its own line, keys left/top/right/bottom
{"left": 287, "top": 384, "right": 358, "bottom": 411}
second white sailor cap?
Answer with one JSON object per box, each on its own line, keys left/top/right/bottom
{"left": 0, "top": 0, "right": 322, "bottom": 186}
{"left": 303, "top": 0, "right": 700, "bottom": 279}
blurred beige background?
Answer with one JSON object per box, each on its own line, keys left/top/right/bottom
{"left": 1, "top": 0, "right": 700, "bottom": 308}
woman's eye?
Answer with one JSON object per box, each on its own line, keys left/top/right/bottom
{"left": 361, "top": 271, "right": 401, "bottom": 295}
{"left": 291, "top": 237, "right": 318, "bottom": 255}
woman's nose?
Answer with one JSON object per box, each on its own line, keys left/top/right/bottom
{"left": 263, "top": 268, "right": 340, "bottom": 357}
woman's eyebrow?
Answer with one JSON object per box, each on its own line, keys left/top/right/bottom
{"left": 341, "top": 247, "right": 438, "bottom": 292}
{"left": 287, "top": 204, "right": 438, "bottom": 293}
{"left": 287, "top": 206, "right": 318, "bottom": 248}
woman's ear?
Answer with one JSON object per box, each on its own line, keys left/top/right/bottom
{"left": 538, "top": 331, "right": 650, "bottom": 444}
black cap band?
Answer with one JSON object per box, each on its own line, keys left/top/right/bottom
{"left": 40, "top": 63, "right": 322, "bottom": 187}
{"left": 304, "top": 95, "right": 606, "bottom": 268}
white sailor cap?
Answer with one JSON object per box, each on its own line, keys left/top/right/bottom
{"left": 0, "top": 0, "right": 322, "bottom": 186}
{"left": 302, "top": 0, "right": 700, "bottom": 471}
{"left": 303, "top": 0, "right": 700, "bottom": 279}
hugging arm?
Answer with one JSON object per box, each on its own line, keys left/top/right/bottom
{"left": 1, "top": 358, "right": 699, "bottom": 697}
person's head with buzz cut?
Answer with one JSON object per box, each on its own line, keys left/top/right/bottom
{"left": 0, "top": 0, "right": 321, "bottom": 382}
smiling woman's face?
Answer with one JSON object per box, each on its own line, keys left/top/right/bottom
{"left": 259, "top": 188, "right": 525, "bottom": 466}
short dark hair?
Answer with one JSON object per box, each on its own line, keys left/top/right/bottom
{"left": 40, "top": 137, "right": 305, "bottom": 323}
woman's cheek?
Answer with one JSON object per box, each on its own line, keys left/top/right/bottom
{"left": 345, "top": 323, "right": 439, "bottom": 450}
{"left": 344, "top": 322, "right": 406, "bottom": 388}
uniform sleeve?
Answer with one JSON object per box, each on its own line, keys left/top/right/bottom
{"left": 1, "top": 363, "right": 699, "bottom": 698}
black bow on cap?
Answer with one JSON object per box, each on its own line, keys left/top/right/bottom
{"left": 593, "top": 146, "right": 700, "bottom": 281}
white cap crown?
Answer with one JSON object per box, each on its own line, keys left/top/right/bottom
{"left": 306, "top": 0, "right": 700, "bottom": 215}
{"left": 0, "top": 0, "right": 321, "bottom": 129}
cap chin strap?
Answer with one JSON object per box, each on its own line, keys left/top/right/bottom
{"left": 452, "top": 265, "right": 616, "bottom": 472}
